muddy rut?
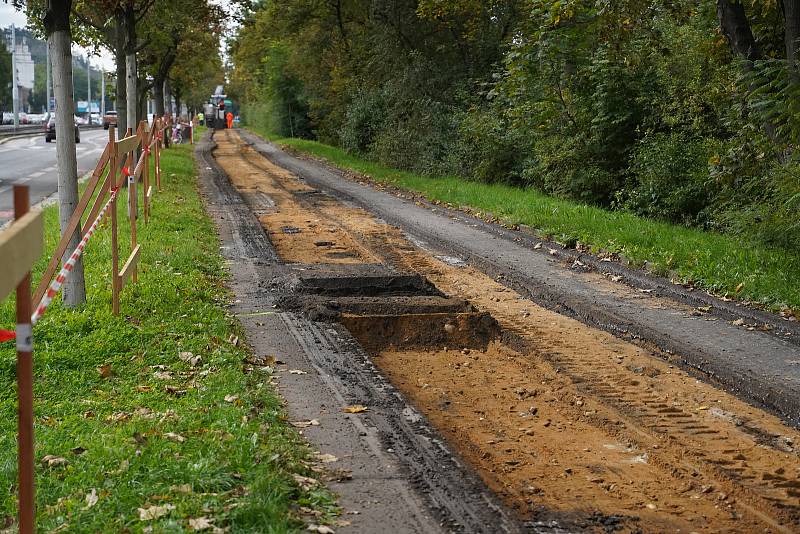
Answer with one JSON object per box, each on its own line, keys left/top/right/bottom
{"left": 213, "top": 130, "right": 800, "bottom": 533}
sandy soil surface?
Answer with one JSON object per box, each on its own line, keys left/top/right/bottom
{"left": 212, "top": 130, "right": 800, "bottom": 533}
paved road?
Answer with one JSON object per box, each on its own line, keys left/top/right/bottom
{"left": 0, "top": 128, "right": 108, "bottom": 223}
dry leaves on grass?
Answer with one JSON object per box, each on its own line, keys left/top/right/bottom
{"left": 343, "top": 405, "right": 368, "bottom": 414}
{"left": 292, "top": 474, "right": 319, "bottom": 491}
{"left": 188, "top": 516, "right": 214, "bottom": 530}
{"left": 179, "top": 351, "right": 203, "bottom": 367}
{"left": 41, "top": 455, "right": 68, "bottom": 468}
{"left": 84, "top": 489, "right": 98, "bottom": 510}
{"left": 97, "top": 364, "right": 112, "bottom": 378}
{"left": 153, "top": 371, "right": 173, "bottom": 380}
{"left": 138, "top": 504, "right": 175, "bottom": 521}
{"left": 164, "top": 432, "right": 186, "bottom": 443}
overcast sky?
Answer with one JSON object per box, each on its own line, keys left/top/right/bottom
{"left": 1, "top": 3, "right": 117, "bottom": 71}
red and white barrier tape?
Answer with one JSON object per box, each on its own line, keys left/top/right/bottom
{"left": 29, "top": 185, "right": 121, "bottom": 326}
{"left": 2, "top": 143, "right": 152, "bottom": 342}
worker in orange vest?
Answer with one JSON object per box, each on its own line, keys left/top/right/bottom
{"left": 226, "top": 111, "right": 233, "bottom": 129}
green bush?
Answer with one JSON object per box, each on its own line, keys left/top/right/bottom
{"left": 622, "top": 133, "right": 715, "bottom": 225}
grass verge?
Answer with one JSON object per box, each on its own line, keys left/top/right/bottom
{"left": 0, "top": 140, "right": 337, "bottom": 532}
{"left": 251, "top": 127, "right": 800, "bottom": 312}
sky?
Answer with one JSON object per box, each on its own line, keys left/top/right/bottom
{"left": 1, "top": 3, "right": 117, "bottom": 71}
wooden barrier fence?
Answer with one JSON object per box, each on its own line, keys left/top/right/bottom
{"left": 0, "top": 114, "right": 172, "bottom": 533}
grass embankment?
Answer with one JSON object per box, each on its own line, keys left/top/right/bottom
{"left": 251, "top": 127, "right": 800, "bottom": 312}
{"left": 0, "top": 141, "right": 336, "bottom": 531}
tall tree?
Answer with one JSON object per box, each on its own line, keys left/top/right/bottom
{"left": 43, "top": 0, "right": 86, "bottom": 306}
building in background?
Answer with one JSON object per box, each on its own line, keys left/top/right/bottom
{"left": 3, "top": 28, "right": 35, "bottom": 112}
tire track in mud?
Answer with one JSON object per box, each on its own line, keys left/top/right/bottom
{"left": 214, "top": 130, "right": 800, "bottom": 532}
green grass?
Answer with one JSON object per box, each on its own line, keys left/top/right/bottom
{"left": 0, "top": 140, "right": 337, "bottom": 532}
{"left": 250, "top": 127, "right": 800, "bottom": 312}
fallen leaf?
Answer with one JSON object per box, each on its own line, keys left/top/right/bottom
{"left": 307, "top": 526, "right": 334, "bottom": 534}
{"left": 291, "top": 420, "right": 320, "bottom": 428}
{"left": 228, "top": 334, "right": 239, "bottom": 346}
{"left": 178, "top": 351, "right": 194, "bottom": 362}
{"left": 533, "top": 242, "right": 542, "bottom": 250}
{"left": 97, "top": 364, "right": 112, "bottom": 378}
{"left": 134, "top": 407, "right": 157, "bottom": 419}
{"left": 136, "top": 385, "right": 153, "bottom": 392}
{"left": 315, "top": 453, "right": 338, "bottom": 463}
{"left": 84, "top": 488, "right": 98, "bottom": 509}
{"left": 697, "top": 305, "right": 712, "bottom": 313}
{"left": 735, "top": 282, "right": 745, "bottom": 293}
{"left": 343, "top": 405, "right": 368, "bottom": 414}
{"left": 164, "top": 432, "right": 186, "bottom": 443}
{"left": 732, "top": 318, "right": 746, "bottom": 326}
{"left": 292, "top": 474, "right": 319, "bottom": 491}
{"left": 154, "top": 371, "right": 173, "bottom": 380}
{"left": 170, "top": 484, "right": 192, "bottom": 494}
{"left": 41, "top": 455, "right": 68, "bottom": 468}
{"left": 71, "top": 446, "right": 87, "bottom": 455}
{"left": 189, "top": 355, "right": 202, "bottom": 367}
{"left": 165, "top": 385, "right": 187, "bottom": 396}
{"left": 289, "top": 369, "right": 307, "bottom": 375}
{"left": 224, "top": 394, "right": 239, "bottom": 403}
{"left": 138, "top": 504, "right": 175, "bottom": 521}
{"left": 106, "top": 412, "right": 131, "bottom": 423}
{"left": 188, "top": 516, "right": 214, "bottom": 530}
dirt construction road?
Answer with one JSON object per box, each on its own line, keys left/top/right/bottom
{"left": 200, "top": 129, "right": 800, "bottom": 533}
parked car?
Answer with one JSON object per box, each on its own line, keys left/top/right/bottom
{"left": 103, "top": 110, "right": 117, "bottom": 130}
{"left": 90, "top": 113, "right": 102, "bottom": 126}
{"left": 2, "top": 112, "right": 14, "bottom": 124}
{"left": 44, "top": 116, "right": 80, "bottom": 143}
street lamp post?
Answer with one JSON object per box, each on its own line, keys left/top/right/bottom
{"left": 87, "top": 57, "right": 91, "bottom": 120}
{"left": 11, "top": 24, "right": 19, "bottom": 128}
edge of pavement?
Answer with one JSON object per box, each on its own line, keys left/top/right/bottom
{"left": 193, "top": 132, "right": 558, "bottom": 534}
{"left": 235, "top": 128, "right": 800, "bottom": 430}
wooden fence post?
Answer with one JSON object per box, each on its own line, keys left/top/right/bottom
{"left": 13, "top": 185, "right": 34, "bottom": 534}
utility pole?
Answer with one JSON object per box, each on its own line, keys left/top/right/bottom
{"left": 11, "top": 24, "right": 19, "bottom": 128}
{"left": 86, "top": 57, "right": 90, "bottom": 120}
{"left": 46, "top": 44, "right": 51, "bottom": 115}
{"left": 100, "top": 68, "right": 105, "bottom": 116}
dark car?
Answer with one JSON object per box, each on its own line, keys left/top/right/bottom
{"left": 44, "top": 116, "right": 80, "bottom": 143}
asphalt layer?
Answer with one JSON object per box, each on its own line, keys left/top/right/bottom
{"left": 0, "top": 128, "right": 109, "bottom": 223}
{"left": 195, "top": 134, "right": 550, "bottom": 533}
{"left": 235, "top": 129, "right": 800, "bottom": 429}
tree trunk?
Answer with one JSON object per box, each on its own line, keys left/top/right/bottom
{"left": 126, "top": 52, "right": 137, "bottom": 132}
{"left": 44, "top": 0, "right": 86, "bottom": 307}
{"left": 153, "top": 81, "right": 164, "bottom": 116}
{"left": 784, "top": 0, "right": 800, "bottom": 67}
{"left": 164, "top": 80, "right": 172, "bottom": 147}
{"left": 717, "top": 0, "right": 761, "bottom": 61}
{"left": 114, "top": 44, "right": 127, "bottom": 137}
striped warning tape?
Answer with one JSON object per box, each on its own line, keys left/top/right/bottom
{"left": 28, "top": 184, "right": 121, "bottom": 326}
{"left": 1, "top": 184, "right": 118, "bottom": 340}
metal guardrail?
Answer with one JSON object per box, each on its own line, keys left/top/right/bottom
{"left": 0, "top": 124, "right": 103, "bottom": 138}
